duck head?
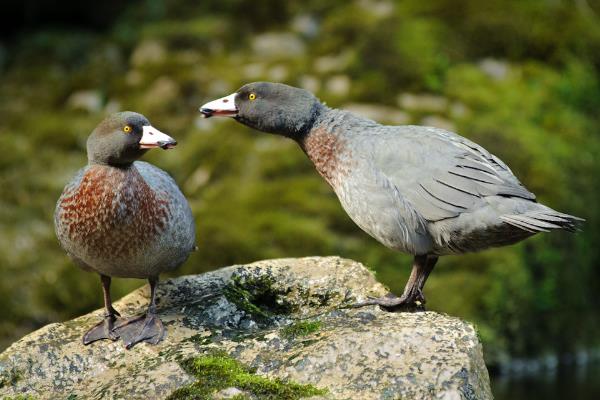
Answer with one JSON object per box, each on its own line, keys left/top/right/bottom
{"left": 87, "top": 112, "right": 177, "bottom": 166}
{"left": 200, "top": 82, "right": 324, "bottom": 139}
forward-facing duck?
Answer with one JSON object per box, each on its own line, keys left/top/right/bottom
{"left": 55, "top": 112, "right": 196, "bottom": 348}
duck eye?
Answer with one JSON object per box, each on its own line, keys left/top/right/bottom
{"left": 123, "top": 125, "right": 132, "bottom": 133}
{"left": 248, "top": 93, "right": 256, "bottom": 101}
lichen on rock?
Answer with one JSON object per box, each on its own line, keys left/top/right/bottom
{"left": 0, "top": 256, "right": 492, "bottom": 399}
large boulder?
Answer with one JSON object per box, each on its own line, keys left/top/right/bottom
{"left": 0, "top": 257, "right": 492, "bottom": 399}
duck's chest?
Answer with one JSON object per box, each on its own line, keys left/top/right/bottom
{"left": 56, "top": 166, "right": 171, "bottom": 260}
{"left": 301, "top": 127, "right": 356, "bottom": 189}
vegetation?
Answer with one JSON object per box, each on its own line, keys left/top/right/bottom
{"left": 223, "top": 274, "right": 294, "bottom": 322}
{"left": 1, "top": 0, "right": 599, "bottom": 371}
{"left": 167, "top": 351, "right": 326, "bottom": 399}
{"left": 281, "top": 321, "right": 321, "bottom": 339}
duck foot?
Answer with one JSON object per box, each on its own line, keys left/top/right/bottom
{"left": 353, "top": 255, "right": 437, "bottom": 313}
{"left": 113, "top": 312, "right": 165, "bottom": 349}
{"left": 353, "top": 292, "right": 425, "bottom": 312}
{"left": 83, "top": 309, "right": 122, "bottom": 345}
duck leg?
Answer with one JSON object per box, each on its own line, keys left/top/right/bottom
{"left": 113, "top": 276, "right": 165, "bottom": 349}
{"left": 354, "top": 255, "right": 438, "bottom": 312}
{"left": 83, "top": 274, "right": 121, "bottom": 344}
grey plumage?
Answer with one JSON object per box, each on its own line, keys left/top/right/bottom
{"left": 200, "top": 82, "right": 583, "bottom": 310}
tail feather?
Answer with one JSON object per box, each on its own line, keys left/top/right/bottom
{"left": 500, "top": 210, "right": 584, "bottom": 233}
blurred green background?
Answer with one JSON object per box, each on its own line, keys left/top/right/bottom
{"left": 1, "top": 0, "right": 599, "bottom": 397}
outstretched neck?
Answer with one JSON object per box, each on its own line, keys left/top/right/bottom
{"left": 297, "top": 107, "right": 353, "bottom": 186}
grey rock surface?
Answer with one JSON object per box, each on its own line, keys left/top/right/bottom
{"left": 0, "top": 257, "right": 492, "bottom": 400}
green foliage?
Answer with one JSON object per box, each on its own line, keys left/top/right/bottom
{"left": 167, "top": 351, "right": 326, "bottom": 399}
{"left": 1, "top": 0, "right": 599, "bottom": 369}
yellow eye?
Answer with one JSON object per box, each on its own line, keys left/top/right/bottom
{"left": 249, "top": 93, "right": 256, "bottom": 100}
{"left": 123, "top": 125, "right": 132, "bottom": 133}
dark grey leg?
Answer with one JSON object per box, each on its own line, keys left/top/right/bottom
{"left": 353, "top": 255, "right": 438, "bottom": 312}
{"left": 83, "top": 274, "right": 121, "bottom": 344}
{"left": 114, "top": 276, "right": 165, "bottom": 349}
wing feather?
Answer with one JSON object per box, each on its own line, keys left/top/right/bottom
{"left": 372, "top": 126, "right": 537, "bottom": 222}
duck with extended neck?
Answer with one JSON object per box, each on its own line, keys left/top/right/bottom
{"left": 55, "top": 112, "right": 196, "bottom": 349}
{"left": 200, "top": 82, "right": 582, "bottom": 312}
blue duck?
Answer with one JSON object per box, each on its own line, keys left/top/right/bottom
{"left": 200, "top": 82, "right": 583, "bottom": 311}
{"left": 55, "top": 112, "right": 196, "bottom": 348}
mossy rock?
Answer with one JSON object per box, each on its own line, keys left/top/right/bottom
{"left": 0, "top": 257, "right": 492, "bottom": 399}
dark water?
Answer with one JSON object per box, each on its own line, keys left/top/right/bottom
{"left": 491, "top": 362, "right": 600, "bottom": 400}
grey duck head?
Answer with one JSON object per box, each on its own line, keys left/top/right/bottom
{"left": 87, "top": 111, "right": 177, "bottom": 166}
{"left": 200, "top": 82, "right": 324, "bottom": 139}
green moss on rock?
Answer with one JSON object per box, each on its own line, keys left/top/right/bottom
{"left": 168, "top": 351, "right": 326, "bottom": 400}
{"left": 223, "top": 273, "right": 295, "bottom": 321}
{"left": 281, "top": 321, "right": 321, "bottom": 340}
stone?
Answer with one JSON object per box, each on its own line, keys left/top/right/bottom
{"left": 398, "top": 93, "right": 449, "bottom": 113}
{"left": 299, "top": 75, "right": 321, "bottom": 94}
{"left": 342, "top": 103, "right": 411, "bottom": 125}
{"left": 66, "top": 90, "right": 103, "bottom": 113}
{"left": 242, "top": 63, "right": 266, "bottom": 80}
{"left": 420, "top": 115, "right": 456, "bottom": 132}
{"left": 325, "top": 75, "right": 351, "bottom": 97}
{"left": 358, "top": 0, "right": 395, "bottom": 18}
{"left": 130, "top": 40, "right": 167, "bottom": 67}
{"left": 291, "top": 14, "right": 320, "bottom": 38}
{"left": 251, "top": 32, "right": 306, "bottom": 59}
{"left": 313, "top": 52, "right": 352, "bottom": 74}
{"left": 0, "top": 257, "right": 492, "bottom": 400}
{"left": 268, "top": 64, "right": 289, "bottom": 82}
{"left": 450, "top": 101, "right": 471, "bottom": 119}
{"left": 478, "top": 58, "right": 509, "bottom": 81}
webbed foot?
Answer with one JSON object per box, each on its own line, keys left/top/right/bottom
{"left": 353, "top": 292, "right": 425, "bottom": 312}
{"left": 113, "top": 312, "right": 165, "bottom": 349}
{"left": 83, "top": 309, "right": 122, "bottom": 345}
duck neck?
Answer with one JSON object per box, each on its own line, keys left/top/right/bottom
{"left": 88, "top": 157, "right": 134, "bottom": 169}
{"left": 297, "top": 107, "right": 350, "bottom": 185}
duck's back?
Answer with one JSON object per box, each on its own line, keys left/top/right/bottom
{"left": 55, "top": 161, "right": 195, "bottom": 278}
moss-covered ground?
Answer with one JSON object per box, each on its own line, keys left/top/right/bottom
{"left": 167, "top": 351, "right": 326, "bottom": 400}
{"left": 281, "top": 321, "right": 321, "bottom": 340}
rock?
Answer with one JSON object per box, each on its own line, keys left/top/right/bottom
{"left": 450, "top": 101, "right": 471, "bottom": 119}
{"left": 358, "top": 0, "right": 395, "bottom": 18}
{"left": 325, "top": 75, "right": 351, "bottom": 97}
{"left": 291, "top": 14, "right": 320, "bottom": 38}
{"left": 268, "top": 64, "right": 289, "bottom": 82}
{"left": 299, "top": 75, "right": 321, "bottom": 94}
{"left": 420, "top": 115, "right": 456, "bottom": 132}
{"left": 251, "top": 32, "right": 306, "bottom": 59}
{"left": 313, "top": 52, "right": 352, "bottom": 74}
{"left": 478, "top": 58, "right": 509, "bottom": 81}
{"left": 130, "top": 40, "right": 167, "bottom": 67}
{"left": 242, "top": 63, "right": 266, "bottom": 80}
{"left": 342, "top": 103, "right": 410, "bottom": 125}
{"left": 398, "top": 93, "right": 449, "bottom": 113}
{"left": 66, "top": 90, "right": 103, "bottom": 113}
{"left": 0, "top": 257, "right": 492, "bottom": 400}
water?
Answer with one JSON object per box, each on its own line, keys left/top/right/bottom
{"left": 491, "top": 362, "right": 600, "bottom": 400}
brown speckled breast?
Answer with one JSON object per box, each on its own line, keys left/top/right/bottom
{"left": 56, "top": 164, "right": 171, "bottom": 267}
{"left": 300, "top": 126, "right": 352, "bottom": 187}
